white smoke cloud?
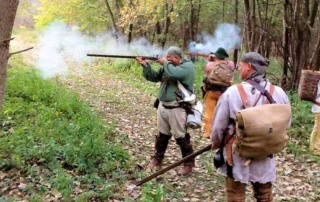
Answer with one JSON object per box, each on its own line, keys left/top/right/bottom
{"left": 188, "top": 23, "right": 241, "bottom": 54}
{"left": 36, "top": 21, "right": 164, "bottom": 78}
{"left": 35, "top": 22, "right": 241, "bottom": 78}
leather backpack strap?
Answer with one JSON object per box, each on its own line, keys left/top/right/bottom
{"left": 237, "top": 84, "right": 251, "bottom": 108}
{"left": 225, "top": 133, "right": 236, "bottom": 166}
{"left": 246, "top": 79, "right": 276, "bottom": 104}
{"left": 263, "top": 84, "right": 275, "bottom": 104}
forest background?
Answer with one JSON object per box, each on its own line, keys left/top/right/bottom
{"left": 0, "top": 0, "right": 320, "bottom": 201}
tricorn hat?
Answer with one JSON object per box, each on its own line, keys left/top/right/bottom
{"left": 211, "top": 47, "right": 229, "bottom": 60}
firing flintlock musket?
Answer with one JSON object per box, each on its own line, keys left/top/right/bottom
{"left": 87, "top": 53, "right": 159, "bottom": 60}
{"left": 135, "top": 144, "right": 212, "bottom": 186}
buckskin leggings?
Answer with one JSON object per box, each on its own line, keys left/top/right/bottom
{"left": 203, "top": 91, "right": 221, "bottom": 138}
{"left": 310, "top": 113, "right": 320, "bottom": 154}
{"left": 225, "top": 176, "right": 273, "bottom": 202}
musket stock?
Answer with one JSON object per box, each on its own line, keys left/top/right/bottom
{"left": 87, "top": 54, "right": 159, "bottom": 60}
{"left": 135, "top": 144, "right": 212, "bottom": 186}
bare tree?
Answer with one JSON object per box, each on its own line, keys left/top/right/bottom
{"left": 244, "top": 0, "right": 253, "bottom": 51}
{"left": 233, "top": 0, "right": 239, "bottom": 65}
{"left": 104, "top": 0, "right": 119, "bottom": 38}
{"left": 0, "top": 0, "right": 19, "bottom": 109}
{"left": 158, "top": 1, "right": 173, "bottom": 48}
{"left": 282, "top": 0, "right": 319, "bottom": 89}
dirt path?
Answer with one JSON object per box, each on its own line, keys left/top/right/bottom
{"left": 61, "top": 65, "right": 320, "bottom": 201}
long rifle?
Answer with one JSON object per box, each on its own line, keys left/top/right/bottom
{"left": 87, "top": 54, "right": 159, "bottom": 60}
{"left": 135, "top": 144, "right": 211, "bottom": 186}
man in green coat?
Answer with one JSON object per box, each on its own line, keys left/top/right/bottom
{"left": 136, "top": 46, "right": 196, "bottom": 175}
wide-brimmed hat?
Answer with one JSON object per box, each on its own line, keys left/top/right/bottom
{"left": 211, "top": 47, "right": 229, "bottom": 60}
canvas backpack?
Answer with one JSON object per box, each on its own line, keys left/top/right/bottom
{"left": 207, "top": 61, "right": 234, "bottom": 87}
{"left": 234, "top": 80, "right": 291, "bottom": 159}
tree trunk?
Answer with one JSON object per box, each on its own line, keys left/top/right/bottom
{"left": 113, "top": 0, "right": 122, "bottom": 19}
{"left": 263, "top": 0, "right": 270, "bottom": 58}
{"left": 190, "top": 0, "right": 195, "bottom": 41}
{"left": 244, "top": 0, "right": 252, "bottom": 51}
{"left": 128, "top": 23, "right": 133, "bottom": 44}
{"left": 113, "top": 0, "right": 124, "bottom": 33}
{"left": 282, "top": 0, "right": 290, "bottom": 88}
{"left": 233, "top": 0, "right": 239, "bottom": 65}
{"left": 222, "top": 0, "right": 225, "bottom": 22}
{"left": 255, "top": 0, "right": 269, "bottom": 57}
{"left": 250, "top": 0, "right": 256, "bottom": 51}
{"left": 160, "top": 2, "right": 172, "bottom": 48}
{"left": 309, "top": 0, "right": 319, "bottom": 70}
{"left": 282, "top": 0, "right": 319, "bottom": 89}
{"left": 0, "top": 0, "right": 19, "bottom": 109}
{"left": 104, "top": 0, "right": 119, "bottom": 37}
{"left": 195, "top": 0, "right": 201, "bottom": 39}
{"left": 310, "top": 35, "right": 320, "bottom": 70}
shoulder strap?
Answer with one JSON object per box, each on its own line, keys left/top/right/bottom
{"left": 246, "top": 79, "right": 276, "bottom": 104}
{"left": 177, "top": 81, "right": 191, "bottom": 97}
{"left": 237, "top": 84, "right": 251, "bottom": 108}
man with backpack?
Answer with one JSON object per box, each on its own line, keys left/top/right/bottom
{"left": 210, "top": 52, "right": 291, "bottom": 201}
{"left": 202, "top": 47, "right": 235, "bottom": 138}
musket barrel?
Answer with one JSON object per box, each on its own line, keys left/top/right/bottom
{"left": 135, "top": 144, "right": 212, "bottom": 186}
{"left": 87, "top": 54, "right": 136, "bottom": 59}
{"left": 185, "top": 52, "right": 209, "bottom": 58}
{"left": 87, "top": 54, "right": 158, "bottom": 60}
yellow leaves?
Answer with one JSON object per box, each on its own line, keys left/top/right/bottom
{"left": 35, "top": 0, "right": 68, "bottom": 28}
{"left": 35, "top": 0, "right": 179, "bottom": 33}
{"left": 35, "top": 0, "right": 107, "bottom": 32}
{"left": 118, "top": 0, "right": 178, "bottom": 35}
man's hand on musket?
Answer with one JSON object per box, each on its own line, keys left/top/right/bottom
{"left": 136, "top": 57, "right": 147, "bottom": 65}
{"left": 207, "top": 54, "right": 216, "bottom": 62}
{"left": 157, "top": 56, "right": 167, "bottom": 65}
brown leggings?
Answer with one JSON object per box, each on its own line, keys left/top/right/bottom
{"left": 203, "top": 91, "right": 221, "bottom": 138}
{"left": 225, "top": 176, "right": 273, "bottom": 202}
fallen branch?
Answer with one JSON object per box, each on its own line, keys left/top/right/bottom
{"left": 1, "top": 37, "right": 15, "bottom": 47}
{"left": 1, "top": 37, "right": 15, "bottom": 43}
{"left": 9, "top": 47, "right": 33, "bottom": 57}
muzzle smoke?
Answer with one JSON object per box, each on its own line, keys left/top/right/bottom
{"left": 188, "top": 23, "right": 241, "bottom": 54}
{"left": 35, "top": 22, "right": 241, "bottom": 78}
{"left": 36, "top": 21, "right": 164, "bottom": 78}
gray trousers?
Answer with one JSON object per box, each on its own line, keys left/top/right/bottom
{"left": 157, "top": 101, "right": 187, "bottom": 138}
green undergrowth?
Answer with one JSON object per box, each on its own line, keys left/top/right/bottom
{"left": 0, "top": 58, "right": 131, "bottom": 200}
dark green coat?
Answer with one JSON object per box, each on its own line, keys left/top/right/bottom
{"left": 143, "top": 58, "right": 196, "bottom": 102}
